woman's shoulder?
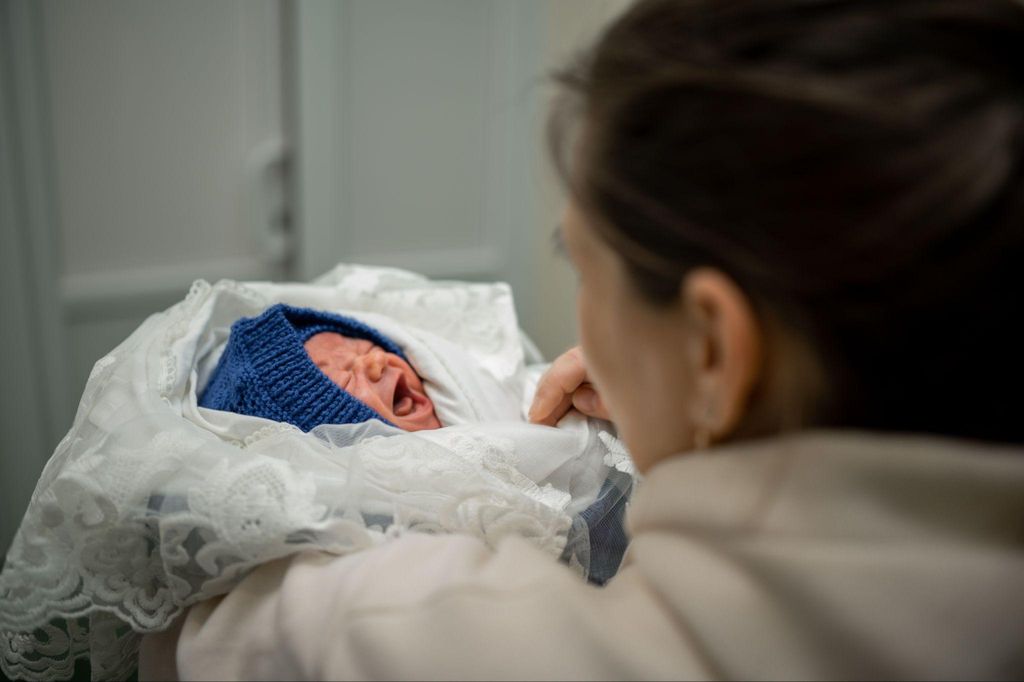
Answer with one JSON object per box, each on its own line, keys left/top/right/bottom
{"left": 625, "top": 429, "right": 1024, "bottom": 680}
{"left": 632, "top": 429, "right": 1024, "bottom": 542}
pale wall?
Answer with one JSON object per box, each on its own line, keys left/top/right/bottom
{"left": 526, "top": 0, "right": 633, "bottom": 360}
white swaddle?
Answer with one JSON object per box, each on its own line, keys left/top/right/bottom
{"left": 0, "top": 264, "right": 630, "bottom": 681}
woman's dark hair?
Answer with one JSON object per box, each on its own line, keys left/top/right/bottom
{"left": 549, "top": 0, "right": 1024, "bottom": 444}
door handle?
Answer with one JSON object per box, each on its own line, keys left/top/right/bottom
{"left": 246, "top": 137, "right": 292, "bottom": 269}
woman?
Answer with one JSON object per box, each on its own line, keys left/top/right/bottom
{"left": 141, "top": 0, "right": 1024, "bottom": 678}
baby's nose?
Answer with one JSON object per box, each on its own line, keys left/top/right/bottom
{"left": 360, "top": 348, "right": 386, "bottom": 382}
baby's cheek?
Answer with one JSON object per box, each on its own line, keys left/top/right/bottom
{"left": 322, "top": 368, "right": 345, "bottom": 389}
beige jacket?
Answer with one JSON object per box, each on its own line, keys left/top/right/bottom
{"left": 140, "top": 430, "right": 1024, "bottom": 680}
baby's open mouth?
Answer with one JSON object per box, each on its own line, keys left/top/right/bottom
{"left": 392, "top": 374, "right": 417, "bottom": 417}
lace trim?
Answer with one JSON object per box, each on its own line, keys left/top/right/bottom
{"left": 600, "top": 431, "right": 638, "bottom": 478}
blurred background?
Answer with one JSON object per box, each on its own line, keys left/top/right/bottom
{"left": 0, "top": 0, "right": 631, "bottom": 556}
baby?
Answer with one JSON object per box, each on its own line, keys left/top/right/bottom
{"left": 198, "top": 303, "right": 443, "bottom": 432}
{"left": 304, "top": 333, "right": 441, "bottom": 431}
{"left": 197, "top": 301, "right": 630, "bottom": 586}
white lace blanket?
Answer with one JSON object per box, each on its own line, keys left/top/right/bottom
{"left": 0, "top": 265, "right": 621, "bottom": 681}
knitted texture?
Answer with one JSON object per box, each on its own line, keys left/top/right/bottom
{"left": 198, "top": 303, "right": 406, "bottom": 431}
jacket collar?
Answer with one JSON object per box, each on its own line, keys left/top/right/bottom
{"left": 627, "top": 429, "right": 1024, "bottom": 543}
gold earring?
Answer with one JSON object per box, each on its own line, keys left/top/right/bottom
{"left": 693, "top": 425, "right": 711, "bottom": 450}
{"left": 693, "top": 404, "right": 714, "bottom": 450}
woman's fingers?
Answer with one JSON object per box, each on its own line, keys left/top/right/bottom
{"left": 528, "top": 348, "right": 587, "bottom": 424}
{"left": 571, "top": 384, "right": 612, "bottom": 421}
{"left": 529, "top": 391, "right": 576, "bottom": 427}
{"left": 529, "top": 347, "right": 609, "bottom": 425}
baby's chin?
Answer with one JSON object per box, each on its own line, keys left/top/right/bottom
{"left": 388, "top": 411, "right": 443, "bottom": 432}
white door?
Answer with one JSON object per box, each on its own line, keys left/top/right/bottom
{"left": 1, "top": 0, "right": 288, "bottom": 554}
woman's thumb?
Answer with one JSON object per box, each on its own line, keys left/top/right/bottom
{"left": 572, "top": 385, "right": 610, "bottom": 420}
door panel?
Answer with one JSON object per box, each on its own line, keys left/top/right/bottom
{"left": 347, "top": 0, "right": 491, "bottom": 255}
{"left": 41, "top": 0, "right": 289, "bottom": 423}
{"left": 295, "top": 0, "right": 543, "bottom": 297}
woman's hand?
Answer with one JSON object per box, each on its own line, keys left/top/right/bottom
{"left": 528, "top": 346, "right": 612, "bottom": 426}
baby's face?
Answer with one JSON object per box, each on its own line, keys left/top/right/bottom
{"left": 303, "top": 332, "right": 442, "bottom": 431}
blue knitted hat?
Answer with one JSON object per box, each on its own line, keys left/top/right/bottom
{"left": 198, "top": 303, "right": 407, "bottom": 431}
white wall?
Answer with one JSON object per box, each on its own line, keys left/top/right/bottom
{"left": 525, "top": 0, "right": 633, "bottom": 359}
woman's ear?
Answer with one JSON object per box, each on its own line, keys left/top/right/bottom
{"left": 681, "top": 267, "right": 763, "bottom": 442}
